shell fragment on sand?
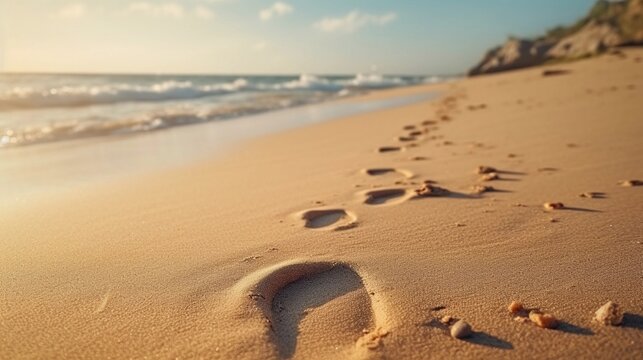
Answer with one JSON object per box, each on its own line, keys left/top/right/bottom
{"left": 450, "top": 320, "right": 472, "bottom": 339}
{"left": 543, "top": 202, "right": 565, "bottom": 211}
{"left": 480, "top": 172, "right": 499, "bottom": 181}
{"left": 594, "top": 301, "right": 623, "bottom": 326}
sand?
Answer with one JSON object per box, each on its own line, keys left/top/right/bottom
{"left": 1, "top": 50, "right": 643, "bottom": 359}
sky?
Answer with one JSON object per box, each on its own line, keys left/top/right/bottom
{"left": 0, "top": 0, "right": 598, "bottom": 75}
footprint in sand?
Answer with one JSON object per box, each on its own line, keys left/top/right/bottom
{"left": 297, "top": 209, "right": 357, "bottom": 231}
{"left": 235, "top": 261, "right": 388, "bottom": 359}
{"left": 362, "top": 168, "right": 414, "bottom": 179}
{"left": 377, "top": 146, "right": 403, "bottom": 153}
{"left": 360, "top": 188, "right": 415, "bottom": 206}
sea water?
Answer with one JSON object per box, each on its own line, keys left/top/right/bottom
{"left": 0, "top": 73, "right": 451, "bottom": 148}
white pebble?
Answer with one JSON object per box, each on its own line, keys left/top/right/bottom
{"left": 450, "top": 320, "right": 472, "bottom": 339}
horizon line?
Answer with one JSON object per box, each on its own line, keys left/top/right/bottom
{"left": 0, "top": 69, "right": 464, "bottom": 78}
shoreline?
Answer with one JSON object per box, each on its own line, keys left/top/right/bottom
{"left": 0, "top": 88, "right": 440, "bottom": 206}
{"left": 2, "top": 50, "right": 642, "bottom": 359}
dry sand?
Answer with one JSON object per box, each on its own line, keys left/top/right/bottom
{"left": 2, "top": 50, "right": 643, "bottom": 359}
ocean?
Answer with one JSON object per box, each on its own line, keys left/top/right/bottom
{"left": 0, "top": 73, "right": 450, "bottom": 148}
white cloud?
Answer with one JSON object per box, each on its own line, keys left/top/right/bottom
{"left": 55, "top": 3, "right": 87, "bottom": 19}
{"left": 253, "top": 41, "right": 268, "bottom": 51}
{"left": 259, "top": 2, "right": 293, "bottom": 21}
{"left": 127, "top": 2, "right": 185, "bottom": 18}
{"left": 194, "top": 5, "right": 215, "bottom": 20}
{"left": 314, "top": 10, "right": 397, "bottom": 33}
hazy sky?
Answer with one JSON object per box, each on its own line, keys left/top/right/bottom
{"left": 0, "top": 0, "right": 596, "bottom": 75}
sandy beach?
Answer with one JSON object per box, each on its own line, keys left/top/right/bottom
{"left": 2, "top": 50, "right": 643, "bottom": 359}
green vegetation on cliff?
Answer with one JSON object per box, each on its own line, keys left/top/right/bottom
{"left": 543, "top": 0, "right": 643, "bottom": 43}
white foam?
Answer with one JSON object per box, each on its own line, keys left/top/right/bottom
{"left": 0, "top": 74, "right": 433, "bottom": 111}
{"left": 0, "top": 79, "right": 252, "bottom": 110}
{"left": 0, "top": 92, "right": 327, "bottom": 148}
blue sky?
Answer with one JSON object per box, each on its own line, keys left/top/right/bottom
{"left": 0, "top": 0, "right": 597, "bottom": 75}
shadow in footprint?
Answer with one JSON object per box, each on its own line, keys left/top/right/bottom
{"left": 364, "top": 189, "right": 410, "bottom": 205}
{"left": 365, "top": 168, "right": 397, "bottom": 176}
{"left": 465, "top": 332, "right": 514, "bottom": 350}
{"left": 300, "top": 209, "right": 357, "bottom": 230}
{"left": 556, "top": 321, "right": 594, "bottom": 336}
{"left": 363, "top": 168, "right": 413, "bottom": 179}
{"left": 378, "top": 146, "right": 403, "bottom": 153}
{"left": 623, "top": 313, "right": 643, "bottom": 330}
{"left": 272, "top": 266, "right": 374, "bottom": 358}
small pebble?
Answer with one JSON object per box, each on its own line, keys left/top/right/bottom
{"left": 508, "top": 301, "right": 524, "bottom": 314}
{"left": 471, "top": 185, "right": 495, "bottom": 194}
{"left": 450, "top": 320, "right": 472, "bottom": 339}
{"left": 618, "top": 180, "right": 642, "bottom": 187}
{"left": 579, "top": 192, "right": 601, "bottom": 198}
{"left": 594, "top": 301, "right": 623, "bottom": 326}
{"left": 543, "top": 202, "right": 565, "bottom": 211}
{"left": 477, "top": 165, "right": 497, "bottom": 174}
{"left": 415, "top": 184, "right": 449, "bottom": 197}
{"left": 529, "top": 311, "right": 558, "bottom": 329}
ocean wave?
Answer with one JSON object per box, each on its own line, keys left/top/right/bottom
{"left": 344, "top": 73, "right": 405, "bottom": 87}
{"left": 0, "top": 93, "right": 327, "bottom": 148}
{"left": 0, "top": 79, "right": 250, "bottom": 110}
{"left": 0, "top": 74, "right": 430, "bottom": 111}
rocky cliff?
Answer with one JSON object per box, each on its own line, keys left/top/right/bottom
{"left": 469, "top": 0, "right": 643, "bottom": 76}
